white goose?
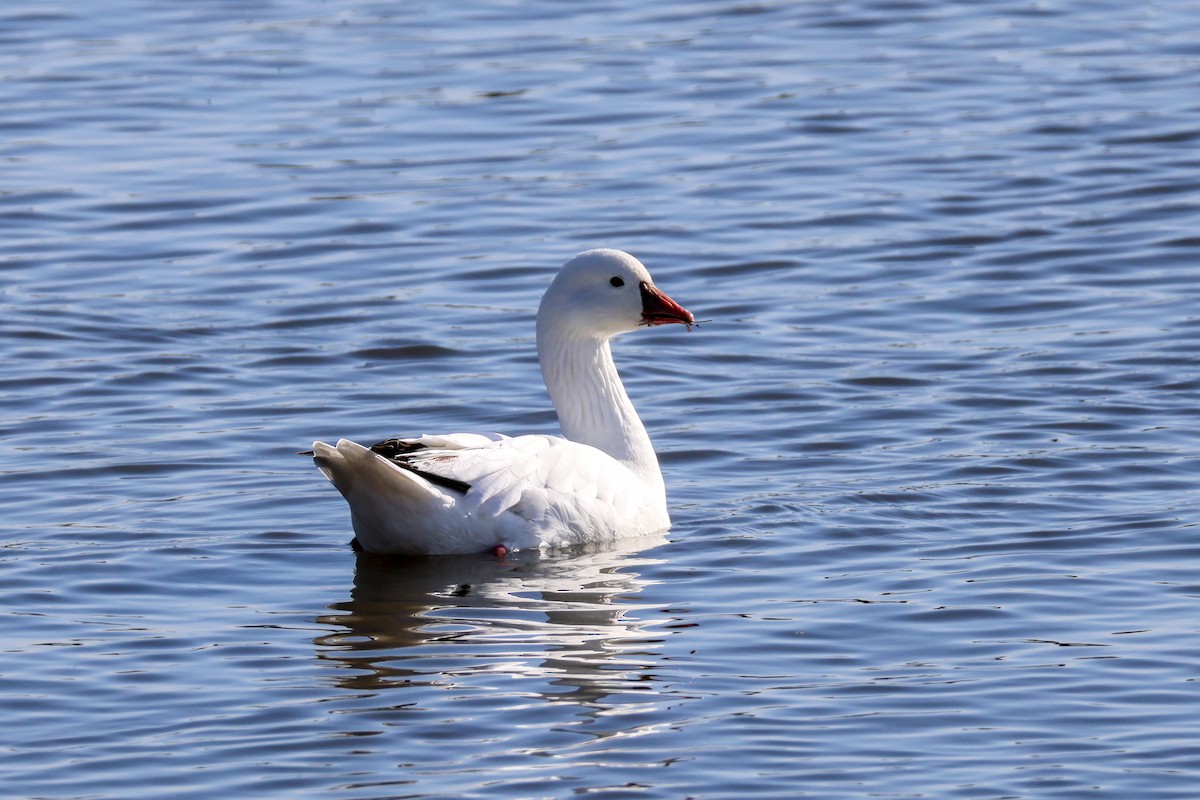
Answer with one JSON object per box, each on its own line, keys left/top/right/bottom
{"left": 310, "top": 249, "right": 695, "bottom": 555}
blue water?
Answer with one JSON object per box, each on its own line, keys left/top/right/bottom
{"left": 4, "top": 1, "right": 1200, "bottom": 797}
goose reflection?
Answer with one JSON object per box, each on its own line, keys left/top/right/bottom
{"left": 314, "top": 534, "right": 671, "bottom": 705}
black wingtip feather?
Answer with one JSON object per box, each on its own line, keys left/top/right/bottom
{"left": 392, "top": 461, "right": 472, "bottom": 494}
{"left": 368, "top": 437, "right": 472, "bottom": 495}
{"left": 369, "top": 437, "right": 428, "bottom": 459}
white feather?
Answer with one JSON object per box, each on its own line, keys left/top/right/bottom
{"left": 311, "top": 249, "right": 693, "bottom": 555}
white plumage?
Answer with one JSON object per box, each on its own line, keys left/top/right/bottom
{"left": 310, "top": 249, "right": 695, "bottom": 555}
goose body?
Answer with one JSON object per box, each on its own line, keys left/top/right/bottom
{"left": 310, "top": 249, "right": 694, "bottom": 555}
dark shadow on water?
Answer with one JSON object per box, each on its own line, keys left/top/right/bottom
{"left": 313, "top": 534, "right": 671, "bottom": 705}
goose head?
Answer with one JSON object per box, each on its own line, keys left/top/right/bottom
{"left": 537, "top": 249, "right": 694, "bottom": 339}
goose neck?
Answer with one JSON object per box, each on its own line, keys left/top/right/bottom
{"left": 537, "top": 325, "right": 661, "bottom": 482}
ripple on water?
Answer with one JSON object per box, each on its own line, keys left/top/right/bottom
{"left": 4, "top": 0, "right": 1200, "bottom": 797}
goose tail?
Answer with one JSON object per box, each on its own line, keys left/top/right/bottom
{"left": 311, "top": 439, "right": 442, "bottom": 503}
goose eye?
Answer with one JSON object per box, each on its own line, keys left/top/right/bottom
{"left": 609, "top": 276, "right": 625, "bottom": 288}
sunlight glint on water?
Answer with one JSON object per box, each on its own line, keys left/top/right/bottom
{"left": 3, "top": 1, "right": 1200, "bottom": 798}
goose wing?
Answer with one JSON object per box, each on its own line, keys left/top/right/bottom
{"left": 371, "top": 432, "right": 643, "bottom": 527}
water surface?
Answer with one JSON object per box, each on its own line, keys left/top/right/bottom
{"left": 4, "top": 1, "right": 1200, "bottom": 798}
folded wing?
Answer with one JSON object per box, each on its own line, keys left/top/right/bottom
{"left": 375, "top": 432, "right": 642, "bottom": 530}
